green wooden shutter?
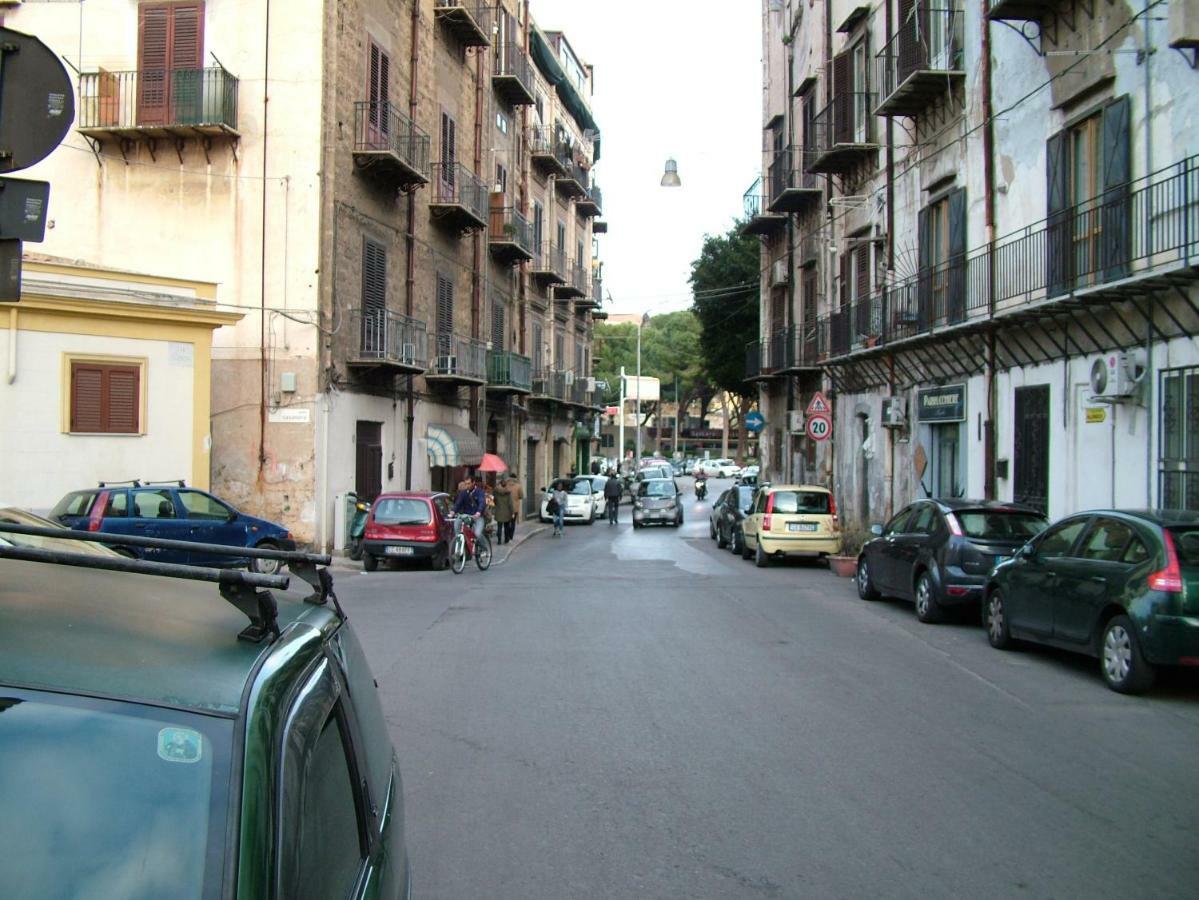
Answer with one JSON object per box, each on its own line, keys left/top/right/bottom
{"left": 1046, "top": 130, "right": 1070, "bottom": 297}
{"left": 917, "top": 204, "right": 932, "bottom": 330}
{"left": 947, "top": 187, "right": 967, "bottom": 323}
{"left": 832, "top": 50, "right": 851, "bottom": 145}
{"left": 1101, "top": 94, "right": 1131, "bottom": 280}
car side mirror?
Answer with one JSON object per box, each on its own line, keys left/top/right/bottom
{"left": 1018, "top": 543, "right": 1035, "bottom": 560}
{"left": 870, "top": 524, "right": 883, "bottom": 536}
{"left": 228, "top": 512, "right": 238, "bottom": 522}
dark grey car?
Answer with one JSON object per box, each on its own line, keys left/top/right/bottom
{"left": 856, "top": 499, "right": 1047, "bottom": 623}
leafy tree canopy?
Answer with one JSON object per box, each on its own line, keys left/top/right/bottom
{"left": 593, "top": 310, "right": 704, "bottom": 405}
{"left": 689, "top": 223, "right": 759, "bottom": 399}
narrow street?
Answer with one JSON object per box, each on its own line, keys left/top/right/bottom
{"left": 339, "top": 477, "right": 1199, "bottom": 900}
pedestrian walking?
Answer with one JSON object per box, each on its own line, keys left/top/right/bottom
{"left": 603, "top": 472, "right": 622, "bottom": 525}
{"left": 550, "top": 480, "right": 568, "bottom": 536}
{"left": 501, "top": 473, "right": 523, "bottom": 544}
{"left": 493, "top": 475, "right": 515, "bottom": 545}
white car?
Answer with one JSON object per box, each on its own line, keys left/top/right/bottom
{"left": 698, "top": 459, "right": 741, "bottom": 478}
{"left": 538, "top": 477, "right": 598, "bottom": 524}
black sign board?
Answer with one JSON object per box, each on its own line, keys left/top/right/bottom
{"left": 0, "top": 177, "right": 50, "bottom": 242}
{"left": 0, "top": 239, "right": 21, "bottom": 302}
{"left": 917, "top": 384, "right": 966, "bottom": 422}
{"left": 0, "top": 28, "right": 75, "bottom": 173}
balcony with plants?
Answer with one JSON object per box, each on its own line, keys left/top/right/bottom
{"left": 488, "top": 203, "right": 534, "bottom": 264}
{"left": 530, "top": 127, "right": 571, "bottom": 178}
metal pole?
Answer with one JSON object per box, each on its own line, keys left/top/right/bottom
{"left": 635, "top": 322, "right": 642, "bottom": 461}
{"left": 619, "top": 365, "right": 626, "bottom": 472}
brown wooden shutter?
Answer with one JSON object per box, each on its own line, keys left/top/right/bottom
{"left": 107, "top": 368, "right": 140, "bottom": 433}
{"left": 436, "top": 274, "right": 454, "bottom": 335}
{"left": 362, "top": 239, "right": 386, "bottom": 313}
{"left": 170, "top": 4, "right": 203, "bottom": 69}
{"left": 138, "top": 5, "right": 170, "bottom": 124}
{"left": 71, "top": 362, "right": 140, "bottom": 433}
{"left": 492, "top": 299, "right": 505, "bottom": 352}
{"left": 137, "top": 3, "right": 204, "bottom": 126}
{"left": 71, "top": 364, "right": 104, "bottom": 432}
{"left": 832, "top": 50, "right": 851, "bottom": 145}
{"left": 369, "top": 43, "right": 381, "bottom": 127}
{"left": 855, "top": 243, "right": 871, "bottom": 301}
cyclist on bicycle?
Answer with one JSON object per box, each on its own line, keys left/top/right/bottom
{"left": 452, "top": 474, "right": 487, "bottom": 542}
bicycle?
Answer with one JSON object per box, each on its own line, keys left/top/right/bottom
{"left": 450, "top": 513, "right": 492, "bottom": 574}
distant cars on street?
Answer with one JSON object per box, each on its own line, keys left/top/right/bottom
{"left": 697, "top": 459, "right": 741, "bottom": 479}
{"left": 857, "top": 499, "right": 1047, "bottom": 623}
{"left": 539, "top": 477, "right": 599, "bottom": 524}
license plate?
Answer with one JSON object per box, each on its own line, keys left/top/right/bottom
{"left": 385, "top": 546, "right": 414, "bottom": 556}
{"left": 788, "top": 522, "right": 818, "bottom": 532}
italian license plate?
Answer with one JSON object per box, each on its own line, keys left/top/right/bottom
{"left": 788, "top": 522, "right": 818, "bottom": 533}
{"left": 385, "top": 546, "right": 414, "bottom": 556}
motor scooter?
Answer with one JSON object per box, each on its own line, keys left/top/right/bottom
{"left": 695, "top": 476, "right": 708, "bottom": 501}
{"left": 347, "top": 492, "right": 371, "bottom": 560}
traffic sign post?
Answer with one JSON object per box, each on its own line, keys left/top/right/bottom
{"left": 745, "top": 411, "right": 765, "bottom": 434}
{"left": 806, "top": 414, "right": 831, "bottom": 442}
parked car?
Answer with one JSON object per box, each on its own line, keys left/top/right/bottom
{"left": 361, "top": 491, "right": 453, "bottom": 572}
{"left": 539, "top": 477, "right": 598, "bottom": 524}
{"left": 857, "top": 499, "right": 1048, "bottom": 624}
{"left": 710, "top": 484, "right": 757, "bottom": 554}
{"left": 740, "top": 484, "right": 841, "bottom": 566}
{"left": 984, "top": 509, "right": 1199, "bottom": 693}
{"left": 637, "top": 464, "right": 674, "bottom": 483}
{"left": 51, "top": 482, "right": 296, "bottom": 575}
{"left": 0, "top": 527, "right": 410, "bottom": 897}
{"left": 0, "top": 504, "right": 122, "bottom": 556}
{"left": 736, "top": 465, "right": 760, "bottom": 485}
{"left": 574, "top": 474, "right": 610, "bottom": 518}
{"left": 633, "top": 478, "right": 684, "bottom": 528}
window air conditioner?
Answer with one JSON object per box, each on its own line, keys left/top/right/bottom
{"left": 584, "top": 377, "right": 596, "bottom": 391}
{"left": 1089, "top": 351, "right": 1146, "bottom": 401}
{"left": 787, "top": 410, "right": 805, "bottom": 433}
{"left": 881, "top": 397, "right": 907, "bottom": 429}
{"left": 771, "top": 259, "right": 789, "bottom": 286}
{"left": 563, "top": 371, "right": 575, "bottom": 385}
{"left": 437, "top": 355, "right": 457, "bottom": 373}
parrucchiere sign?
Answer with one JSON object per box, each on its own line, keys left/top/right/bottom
{"left": 916, "top": 384, "right": 966, "bottom": 423}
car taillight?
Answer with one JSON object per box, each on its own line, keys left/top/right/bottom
{"left": 828, "top": 494, "right": 837, "bottom": 518}
{"left": 416, "top": 526, "right": 437, "bottom": 542}
{"left": 947, "top": 513, "right": 963, "bottom": 537}
{"left": 765, "top": 494, "right": 775, "bottom": 514}
{"left": 1148, "top": 530, "right": 1184, "bottom": 593}
{"left": 763, "top": 515, "right": 772, "bottom": 532}
{"left": 87, "top": 517, "right": 102, "bottom": 532}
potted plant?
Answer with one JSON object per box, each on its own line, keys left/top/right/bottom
{"left": 828, "top": 529, "right": 869, "bottom": 578}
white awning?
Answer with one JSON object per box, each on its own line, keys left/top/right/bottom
{"left": 426, "top": 423, "right": 484, "bottom": 468}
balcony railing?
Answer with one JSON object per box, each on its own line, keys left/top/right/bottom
{"left": 531, "top": 366, "right": 568, "bottom": 401}
{"left": 77, "top": 67, "right": 238, "bottom": 138}
{"left": 531, "top": 242, "right": 567, "bottom": 284}
{"left": 741, "top": 177, "right": 786, "bottom": 236}
{"left": 807, "top": 93, "right": 878, "bottom": 175}
{"left": 813, "top": 155, "right": 1199, "bottom": 363}
{"left": 584, "top": 275, "right": 603, "bottom": 308}
{"left": 488, "top": 203, "right": 534, "bottom": 264}
{"left": 875, "top": 4, "right": 965, "bottom": 118}
{"left": 492, "top": 42, "right": 535, "bottom": 106}
{"left": 744, "top": 325, "right": 825, "bottom": 380}
{"left": 767, "top": 148, "right": 821, "bottom": 214}
{"left": 987, "top": 0, "right": 1052, "bottom": 22}
{"left": 577, "top": 183, "right": 603, "bottom": 218}
{"left": 487, "top": 350, "right": 533, "bottom": 393}
{"left": 530, "top": 128, "right": 571, "bottom": 177}
{"left": 353, "top": 101, "right": 430, "bottom": 188}
{"left": 430, "top": 162, "right": 488, "bottom": 231}
{"left": 434, "top": 2, "right": 492, "bottom": 47}
{"left": 348, "top": 310, "right": 428, "bottom": 373}
{"left": 569, "top": 377, "right": 590, "bottom": 406}
{"left": 557, "top": 159, "right": 590, "bottom": 200}
{"left": 555, "top": 260, "right": 588, "bottom": 299}
{"left": 427, "top": 332, "right": 488, "bottom": 383}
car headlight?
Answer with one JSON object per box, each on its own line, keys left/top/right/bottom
{"left": 634, "top": 501, "right": 644, "bottom": 509}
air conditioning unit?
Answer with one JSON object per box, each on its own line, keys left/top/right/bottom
{"left": 584, "top": 377, "right": 596, "bottom": 391}
{"left": 436, "top": 355, "right": 457, "bottom": 373}
{"left": 881, "top": 397, "right": 907, "bottom": 429}
{"left": 563, "top": 370, "right": 575, "bottom": 385}
{"left": 787, "top": 410, "right": 805, "bottom": 433}
{"left": 771, "top": 259, "right": 789, "bottom": 286}
{"left": 1089, "top": 351, "right": 1146, "bottom": 401}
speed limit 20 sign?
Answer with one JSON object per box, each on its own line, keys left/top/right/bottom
{"left": 806, "top": 413, "right": 831, "bottom": 441}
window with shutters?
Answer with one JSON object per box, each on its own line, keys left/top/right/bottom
{"left": 532, "top": 321, "right": 544, "bottom": 374}
{"left": 367, "top": 40, "right": 390, "bottom": 135}
{"left": 554, "top": 330, "right": 565, "bottom": 369}
{"left": 137, "top": 2, "right": 204, "bottom": 127}
{"left": 436, "top": 274, "right": 454, "bottom": 355}
{"left": 918, "top": 188, "right": 966, "bottom": 325}
{"left": 532, "top": 202, "right": 544, "bottom": 248}
{"left": 67, "top": 358, "right": 144, "bottom": 435}
{"left": 439, "top": 111, "right": 457, "bottom": 188}
{"left": 556, "top": 221, "right": 566, "bottom": 252}
{"left": 492, "top": 299, "right": 505, "bottom": 352}
{"left": 361, "top": 238, "right": 387, "bottom": 354}
{"left": 495, "top": 163, "right": 508, "bottom": 197}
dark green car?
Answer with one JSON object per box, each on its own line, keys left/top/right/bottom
{"left": 984, "top": 509, "right": 1199, "bottom": 693}
{"left": 0, "top": 537, "right": 410, "bottom": 898}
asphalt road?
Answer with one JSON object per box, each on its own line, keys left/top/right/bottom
{"left": 338, "top": 477, "right": 1199, "bottom": 899}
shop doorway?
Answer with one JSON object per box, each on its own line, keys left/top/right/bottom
{"left": 1013, "top": 385, "right": 1050, "bottom": 513}
{"left": 355, "top": 421, "right": 383, "bottom": 502}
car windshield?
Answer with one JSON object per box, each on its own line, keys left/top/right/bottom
{"left": 373, "top": 498, "right": 431, "bottom": 526}
{"left": 50, "top": 490, "right": 98, "bottom": 519}
{"left": 954, "top": 510, "right": 1047, "bottom": 540}
{"left": 570, "top": 480, "right": 592, "bottom": 496}
{"left": 0, "top": 688, "right": 231, "bottom": 898}
{"left": 639, "top": 480, "right": 675, "bottom": 498}
{"left": 770, "top": 491, "right": 830, "bottom": 514}
{"left": 1168, "top": 528, "right": 1199, "bottom": 566}
{"left": 0, "top": 506, "right": 121, "bottom": 557}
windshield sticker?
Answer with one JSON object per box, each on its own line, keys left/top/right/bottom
{"left": 158, "top": 727, "right": 203, "bottom": 764}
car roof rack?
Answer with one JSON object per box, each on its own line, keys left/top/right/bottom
{"left": 0, "top": 523, "right": 343, "bottom": 643}
{"left": 98, "top": 479, "right": 142, "bottom": 488}
{"left": 142, "top": 479, "right": 187, "bottom": 487}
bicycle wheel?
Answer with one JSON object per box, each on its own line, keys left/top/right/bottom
{"left": 450, "top": 534, "right": 467, "bottom": 574}
{"left": 475, "top": 534, "right": 492, "bottom": 571}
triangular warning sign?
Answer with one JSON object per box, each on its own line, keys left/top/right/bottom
{"left": 806, "top": 391, "right": 830, "bottom": 416}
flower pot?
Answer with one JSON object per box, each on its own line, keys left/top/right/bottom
{"left": 828, "top": 555, "right": 857, "bottom": 578}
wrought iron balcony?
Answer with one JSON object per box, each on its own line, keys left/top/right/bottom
{"left": 493, "top": 42, "right": 535, "bottom": 106}
{"left": 578, "top": 274, "right": 602, "bottom": 309}
{"left": 875, "top": 4, "right": 966, "bottom": 118}
{"left": 741, "top": 177, "right": 786, "bottom": 237}
{"left": 347, "top": 310, "right": 428, "bottom": 374}
{"left": 488, "top": 203, "right": 534, "bottom": 264}
{"left": 530, "top": 128, "right": 571, "bottom": 177}
{"left": 430, "top": 162, "right": 488, "bottom": 231}
{"left": 807, "top": 94, "right": 879, "bottom": 175}
{"left": 768, "top": 148, "right": 822, "bottom": 214}
{"left": 531, "top": 366, "right": 568, "bottom": 401}
{"left": 531, "top": 242, "right": 567, "bottom": 285}
{"left": 434, "top": 2, "right": 492, "bottom": 47}
{"left": 427, "top": 332, "right": 488, "bottom": 384}
{"left": 555, "top": 259, "right": 588, "bottom": 299}
{"left": 568, "top": 376, "right": 591, "bottom": 406}
{"left": 987, "top": 0, "right": 1052, "bottom": 22}
{"left": 557, "top": 159, "right": 590, "bottom": 200}
{"left": 577, "top": 183, "right": 602, "bottom": 218}
{"left": 77, "top": 67, "right": 238, "bottom": 141}
{"left": 486, "top": 350, "right": 533, "bottom": 394}
{"left": 814, "top": 155, "right": 1199, "bottom": 364}
{"left": 353, "top": 101, "right": 430, "bottom": 189}
{"left": 593, "top": 220, "right": 609, "bottom": 234}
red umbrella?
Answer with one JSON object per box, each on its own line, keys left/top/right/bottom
{"left": 477, "top": 453, "right": 508, "bottom": 473}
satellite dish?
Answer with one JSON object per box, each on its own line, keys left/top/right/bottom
{"left": 1090, "top": 357, "right": 1108, "bottom": 395}
{"left": 0, "top": 27, "right": 76, "bottom": 173}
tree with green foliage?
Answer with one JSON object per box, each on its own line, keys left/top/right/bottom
{"left": 689, "top": 222, "right": 760, "bottom": 464}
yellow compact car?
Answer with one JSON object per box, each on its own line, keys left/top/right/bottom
{"left": 740, "top": 484, "right": 841, "bottom": 567}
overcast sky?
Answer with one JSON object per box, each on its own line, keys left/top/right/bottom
{"left": 532, "top": 0, "right": 763, "bottom": 319}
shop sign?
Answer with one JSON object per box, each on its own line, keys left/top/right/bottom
{"left": 916, "top": 384, "right": 966, "bottom": 423}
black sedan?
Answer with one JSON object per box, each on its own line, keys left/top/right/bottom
{"left": 709, "top": 484, "right": 756, "bottom": 555}
{"left": 856, "top": 499, "right": 1047, "bottom": 623}
{"left": 985, "top": 509, "right": 1199, "bottom": 693}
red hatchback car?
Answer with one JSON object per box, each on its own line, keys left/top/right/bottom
{"left": 362, "top": 492, "right": 454, "bottom": 571}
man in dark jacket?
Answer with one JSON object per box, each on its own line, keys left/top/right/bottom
{"left": 603, "top": 473, "right": 623, "bottom": 525}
